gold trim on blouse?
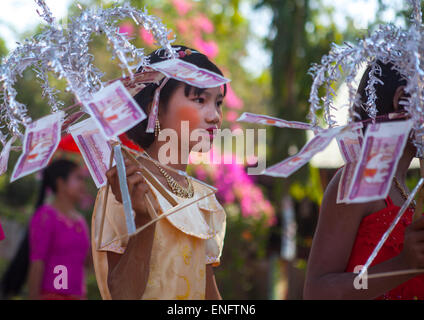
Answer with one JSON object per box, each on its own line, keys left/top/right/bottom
{"left": 91, "top": 172, "right": 226, "bottom": 300}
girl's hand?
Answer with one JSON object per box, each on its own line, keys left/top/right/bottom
{"left": 106, "top": 159, "right": 159, "bottom": 226}
{"left": 400, "top": 216, "right": 424, "bottom": 269}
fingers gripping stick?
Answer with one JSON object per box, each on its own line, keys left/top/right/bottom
{"left": 144, "top": 191, "right": 159, "bottom": 220}
{"left": 97, "top": 144, "right": 219, "bottom": 249}
{"left": 97, "top": 143, "right": 157, "bottom": 250}
{"left": 120, "top": 146, "right": 178, "bottom": 207}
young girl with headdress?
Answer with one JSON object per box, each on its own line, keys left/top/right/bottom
{"left": 91, "top": 45, "right": 227, "bottom": 300}
{"left": 304, "top": 61, "right": 424, "bottom": 300}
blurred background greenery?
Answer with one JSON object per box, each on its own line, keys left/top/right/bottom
{"left": 0, "top": 0, "right": 421, "bottom": 300}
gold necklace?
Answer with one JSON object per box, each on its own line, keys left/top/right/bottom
{"left": 393, "top": 176, "right": 416, "bottom": 209}
{"left": 143, "top": 152, "right": 194, "bottom": 198}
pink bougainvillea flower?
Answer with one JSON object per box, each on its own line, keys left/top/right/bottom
{"left": 172, "top": 0, "right": 193, "bottom": 16}
{"left": 193, "top": 37, "right": 218, "bottom": 59}
{"left": 119, "top": 22, "right": 135, "bottom": 37}
{"left": 225, "top": 84, "right": 243, "bottom": 109}
{"left": 225, "top": 110, "right": 239, "bottom": 122}
{"left": 190, "top": 147, "right": 276, "bottom": 226}
{"left": 176, "top": 19, "right": 190, "bottom": 35}
{"left": 193, "top": 166, "right": 207, "bottom": 181}
{"left": 193, "top": 14, "right": 214, "bottom": 34}
{"left": 140, "top": 28, "right": 155, "bottom": 46}
{"left": 230, "top": 123, "right": 242, "bottom": 131}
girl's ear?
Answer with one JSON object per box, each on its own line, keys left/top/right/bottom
{"left": 393, "top": 85, "right": 406, "bottom": 111}
{"left": 55, "top": 177, "right": 65, "bottom": 193}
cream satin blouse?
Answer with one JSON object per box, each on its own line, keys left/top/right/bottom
{"left": 91, "top": 172, "right": 226, "bottom": 300}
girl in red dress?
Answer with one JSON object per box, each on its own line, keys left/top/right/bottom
{"left": 304, "top": 61, "right": 424, "bottom": 300}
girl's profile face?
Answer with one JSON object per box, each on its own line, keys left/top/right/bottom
{"left": 61, "top": 167, "right": 87, "bottom": 203}
{"left": 158, "top": 84, "right": 224, "bottom": 153}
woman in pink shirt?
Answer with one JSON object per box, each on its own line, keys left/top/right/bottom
{"left": 0, "top": 220, "right": 4, "bottom": 241}
{"left": 27, "top": 159, "right": 90, "bottom": 300}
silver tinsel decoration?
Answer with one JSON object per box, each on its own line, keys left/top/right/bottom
{"left": 307, "top": 0, "right": 424, "bottom": 158}
{"left": 0, "top": 0, "right": 178, "bottom": 141}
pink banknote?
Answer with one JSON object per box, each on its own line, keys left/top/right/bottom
{"left": 148, "top": 59, "right": 230, "bottom": 88}
{"left": 262, "top": 126, "right": 345, "bottom": 178}
{"left": 336, "top": 127, "right": 364, "bottom": 203}
{"left": 107, "top": 70, "right": 164, "bottom": 97}
{"left": 11, "top": 112, "right": 63, "bottom": 182}
{"left": 0, "top": 137, "right": 15, "bottom": 176}
{"left": 69, "top": 118, "right": 114, "bottom": 188}
{"left": 237, "top": 112, "right": 314, "bottom": 130}
{"left": 84, "top": 80, "right": 146, "bottom": 138}
{"left": 337, "top": 127, "right": 364, "bottom": 163}
{"left": 346, "top": 120, "right": 413, "bottom": 203}
{"left": 61, "top": 110, "right": 87, "bottom": 133}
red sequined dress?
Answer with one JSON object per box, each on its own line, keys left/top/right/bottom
{"left": 345, "top": 196, "right": 424, "bottom": 300}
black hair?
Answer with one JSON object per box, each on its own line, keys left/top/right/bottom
{"left": 126, "top": 45, "right": 227, "bottom": 150}
{"left": 0, "top": 159, "right": 78, "bottom": 299}
{"left": 354, "top": 60, "right": 407, "bottom": 123}
{"left": 35, "top": 159, "right": 79, "bottom": 208}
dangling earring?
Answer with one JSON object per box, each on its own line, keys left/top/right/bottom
{"left": 155, "top": 118, "right": 161, "bottom": 137}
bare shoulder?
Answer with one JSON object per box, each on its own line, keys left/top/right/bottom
{"left": 305, "top": 168, "right": 384, "bottom": 282}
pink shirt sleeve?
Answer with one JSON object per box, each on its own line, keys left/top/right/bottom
{"left": 29, "top": 206, "right": 55, "bottom": 261}
{"left": 0, "top": 220, "right": 4, "bottom": 241}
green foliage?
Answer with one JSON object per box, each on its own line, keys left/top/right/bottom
{"left": 86, "top": 271, "right": 102, "bottom": 300}
{"left": 0, "top": 38, "right": 7, "bottom": 57}
{"left": 289, "top": 165, "right": 323, "bottom": 205}
{"left": 406, "top": 169, "right": 421, "bottom": 192}
{"left": 253, "top": 0, "right": 363, "bottom": 208}
{"left": 215, "top": 207, "right": 272, "bottom": 299}
{"left": 373, "top": 0, "right": 424, "bottom": 27}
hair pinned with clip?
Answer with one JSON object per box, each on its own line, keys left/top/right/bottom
{"left": 127, "top": 45, "right": 227, "bottom": 150}
{"left": 178, "top": 48, "right": 197, "bottom": 58}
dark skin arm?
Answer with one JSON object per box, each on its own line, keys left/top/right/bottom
{"left": 105, "top": 161, "right": 159, "bottom": 300}
{"left": 205, "top": 264, "right": 222, "bottom": 300}
{"left": 107, "top": 218, "right": 155, "bottom": 300}
{"left": 28, "top": 260, "right": 44, "bottom": 300}
{"left": 304, "top": 170, "right": 424, "bottom": 300}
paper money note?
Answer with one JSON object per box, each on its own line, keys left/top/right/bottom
{"left": 237, "top": 112, "right": 314, "bottom": 130}
{"left": 262, "top": 126, "right": 345, "bottom": 178}
{"left": 0, "top": 137, "right": 16, "bottom": 176}
{"left": 148, "top": 59, "right": 230, "bottom": 88}
{"left": 337, "top": 126, "right": 364, "bottom": 163}
{"left": 11, "top": 112, "right": 63, "bottom": 182}
{"left": 61, "top": 110, "right": 86, "bottom": 133}
{"left": 84, "top": 80, "right": 146, "bottom": 138}
{"left": 346, "top": 120, "right": 413, "bottom": 203}
{"left": 336, "top": 126, "right": 364, "bottom": 203}
{"left": 69, "top": 117, "right": 114, "bottom": 188}
{"left": 107, "top": 70, "right": 165, "bottom": 97}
